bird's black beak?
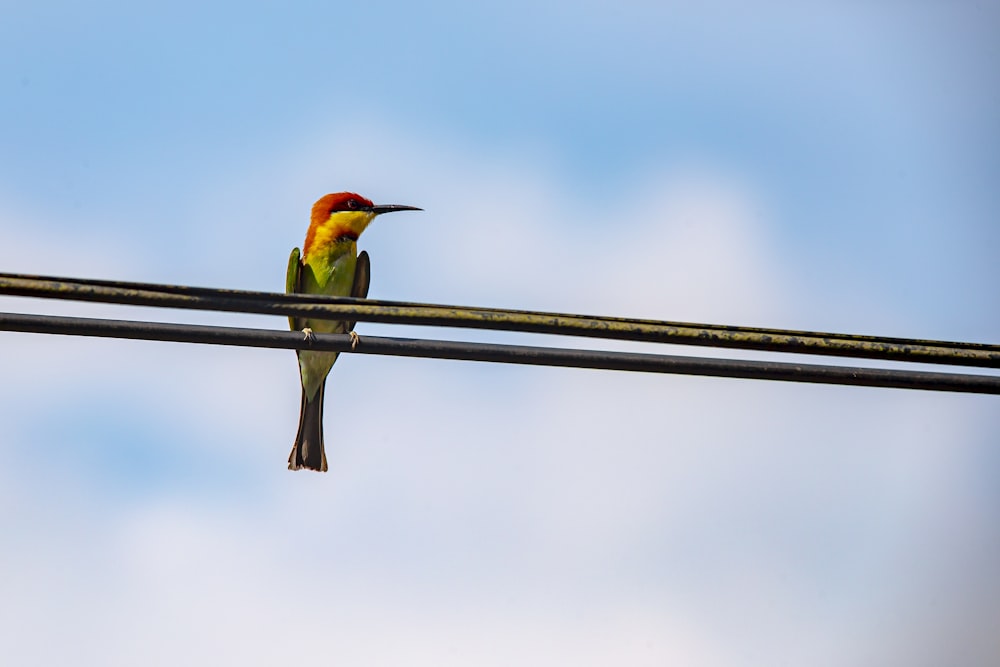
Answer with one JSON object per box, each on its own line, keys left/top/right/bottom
{"left": 371, "top": 204, "right": 422, "bottom": 215}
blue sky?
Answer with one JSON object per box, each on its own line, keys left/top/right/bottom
{"left": 1, "top": 2, "right": 999, "bottom": 665}
{"left": 3, "top": 2, "right": 997, "bottom": 330}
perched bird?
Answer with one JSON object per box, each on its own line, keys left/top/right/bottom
{"left": 286, "top": 192, "right": 421, "bottom": 471}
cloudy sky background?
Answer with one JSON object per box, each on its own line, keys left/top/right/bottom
{"left": 1, "top": 1, "right": 998, "bottom": 665}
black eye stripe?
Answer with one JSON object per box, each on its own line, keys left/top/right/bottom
{"left": 329, "top": 197, "right": 372, "bottom": 213}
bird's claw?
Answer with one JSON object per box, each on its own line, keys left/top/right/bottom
{"left": 349, "top": 330, "right": 360, "bottom": 351}
{"left": 301, "top": 327, "right": 315, "bottom": 344}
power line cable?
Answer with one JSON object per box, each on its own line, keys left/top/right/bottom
{"left": 2, "top": 311, "right": 998, "bottom": 394}
{"left": 1, "top": 272, "right": 997, "bottom": 368}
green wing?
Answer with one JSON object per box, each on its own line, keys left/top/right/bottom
{"left": 352, "top": 250, "right": 371, "bottom": 300}
{"left": 347, "top": 250, "right": 371, "bottom": 332}
{"left": 286, "top": 247, "right": 302, "bottom": 331}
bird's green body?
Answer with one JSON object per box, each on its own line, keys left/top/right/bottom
{"left": 287, "top": 240, "right": 363, "bottom": 401}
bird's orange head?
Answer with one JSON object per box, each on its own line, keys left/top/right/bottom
{"left": 303, "top": 192, "right": 421, "bottom": 257}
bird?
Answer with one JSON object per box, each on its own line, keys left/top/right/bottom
{"left": 286, "top": 192, "right": 421, "bottom": 471}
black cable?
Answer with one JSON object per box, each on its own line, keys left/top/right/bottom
{"left": 2, "top": 311, "right": 998, "bottom": 395}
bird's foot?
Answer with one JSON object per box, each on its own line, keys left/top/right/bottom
{"left": 349, "top": 330, "right": 360, "bottom": 351}
{"left": 301, "top": 327, "right": 315, "bottom": 344}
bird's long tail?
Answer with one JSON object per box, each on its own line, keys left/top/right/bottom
{"left": 288, "top": 380, "right": 328, "bottom": 472}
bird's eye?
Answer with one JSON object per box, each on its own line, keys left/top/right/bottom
{"left": 346, "top": 199, "right": 358, "bottom": 209}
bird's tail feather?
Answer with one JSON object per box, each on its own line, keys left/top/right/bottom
{"left": 288, "top": 380, "right": 327, "bottom": 472}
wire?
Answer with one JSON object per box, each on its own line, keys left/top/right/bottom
{"left": 1, "top": 272, "right": 997, "bottom": 368}
{"left": 1, "top": 311, "right": 998, "bottom": 395}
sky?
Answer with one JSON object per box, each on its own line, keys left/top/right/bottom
{"left": 1, "top": 1, "right": 999, "bottom": 665}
